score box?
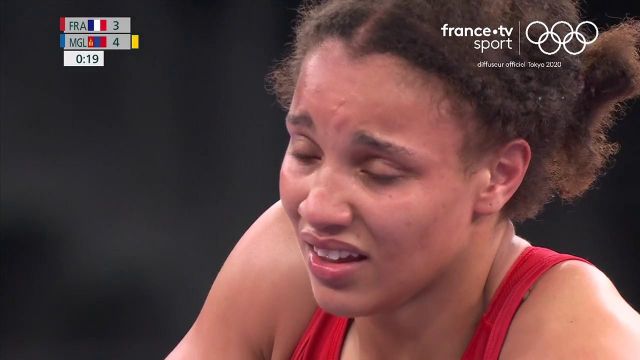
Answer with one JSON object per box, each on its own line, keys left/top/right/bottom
{"left": 64, "top": 51, "right": 104, "bottom": 67}
{"left": 60, "top": 17, "right": 131, "bottom": 33}
{"left": 60, "top": 34, "right": 137, "bottom": 50}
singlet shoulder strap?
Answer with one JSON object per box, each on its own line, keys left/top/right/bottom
{"left": 290, "top": 307, "right": 351, "bottom": 360}
{"left": 462, "top": 246, "right": 590, "bottom": 360}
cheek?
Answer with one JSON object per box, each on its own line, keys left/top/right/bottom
{"left": 369, "top": 181, "right": 472, "bottom": 253}
{"left": 372, "top": 196, "right": 437, "bottom": 250}
{"left": 279, "top": 160, "right": 308, "bottom": 220}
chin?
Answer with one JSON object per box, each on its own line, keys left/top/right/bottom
{"left": 311, "top": 281, "right": 387, "bottom": 318}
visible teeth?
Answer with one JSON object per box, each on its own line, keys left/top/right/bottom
{"left": 313, "top": 246, "right": 359, "bottom": 260}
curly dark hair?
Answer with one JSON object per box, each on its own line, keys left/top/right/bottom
{"left": 267, "top": 0, "right": 640, "bottom": 221}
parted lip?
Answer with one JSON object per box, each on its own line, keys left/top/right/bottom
{"left": 299, "top": 230, "right": 368, "bottom": 257}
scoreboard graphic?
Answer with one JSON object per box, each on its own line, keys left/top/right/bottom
{"left": 60, "top": 17, "right": 140, "bottom": 67}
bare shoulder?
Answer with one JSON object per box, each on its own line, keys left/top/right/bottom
{"left": 167, "top": 201, "right": 315, "bottom": 360}
{"left": 502, "top": 259, "right": 640, "bottom": 359}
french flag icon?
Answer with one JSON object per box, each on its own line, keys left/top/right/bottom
{"left": 88, "top": 19, "right": 107, "bottom": 32}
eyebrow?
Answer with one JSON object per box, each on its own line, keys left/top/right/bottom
{"left": 285, "top": 113, "right": 314, "bottom": 129}
{"left": 353, "top": 131, "right": 416, "bottom": 158}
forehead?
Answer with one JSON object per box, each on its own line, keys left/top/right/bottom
{"left": 293, "top": 40, "right": 439, "bottom": 120}
{"left": 289, "top": 39, "right": 466, "bottom": 162}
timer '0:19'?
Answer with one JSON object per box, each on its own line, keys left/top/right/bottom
{"left": 76, "top": 54, "right": 99, "bottom": 63}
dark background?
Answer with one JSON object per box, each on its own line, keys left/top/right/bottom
{"left": 1, "top": 1, "right": 638, "bottom": 359}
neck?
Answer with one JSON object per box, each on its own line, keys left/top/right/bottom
{"left": 347, "top": 217, "right": 528, "bottom": 360}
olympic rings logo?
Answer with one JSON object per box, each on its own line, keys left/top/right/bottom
{"left": 525, "top": 21, "right": 598, "bottom": 55}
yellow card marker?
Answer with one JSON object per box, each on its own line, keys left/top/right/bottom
{"left": 132, "top": 35, "right": 140, "bottom": 49}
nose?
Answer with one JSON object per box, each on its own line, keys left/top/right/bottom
{"left": 298, "top": 170, "right": 353, "bottom": 234}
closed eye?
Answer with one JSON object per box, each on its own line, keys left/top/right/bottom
{"left": 290, "top": 152, "right": 320, "bottom": 164}
{"left": 361, "top": 170, "right": 402, "bottom": 185}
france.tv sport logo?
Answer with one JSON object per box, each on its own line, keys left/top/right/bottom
{"left": 526, "top": 21, "right": 598, "bottom": 55}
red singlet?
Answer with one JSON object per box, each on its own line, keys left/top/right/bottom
{"left": 290, "top": 246, "right": 589, "bottom": 360}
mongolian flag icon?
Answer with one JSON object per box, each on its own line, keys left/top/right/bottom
{"left": 88, "top": 36, "right": 107, "bottom": 48}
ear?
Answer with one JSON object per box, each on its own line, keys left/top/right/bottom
{"left": 473, "top": 139, "right": 531, "bottom": 216}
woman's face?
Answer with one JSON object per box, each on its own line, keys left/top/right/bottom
{"left": 279, "top": 40, "right": 486, "bottom": 316}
